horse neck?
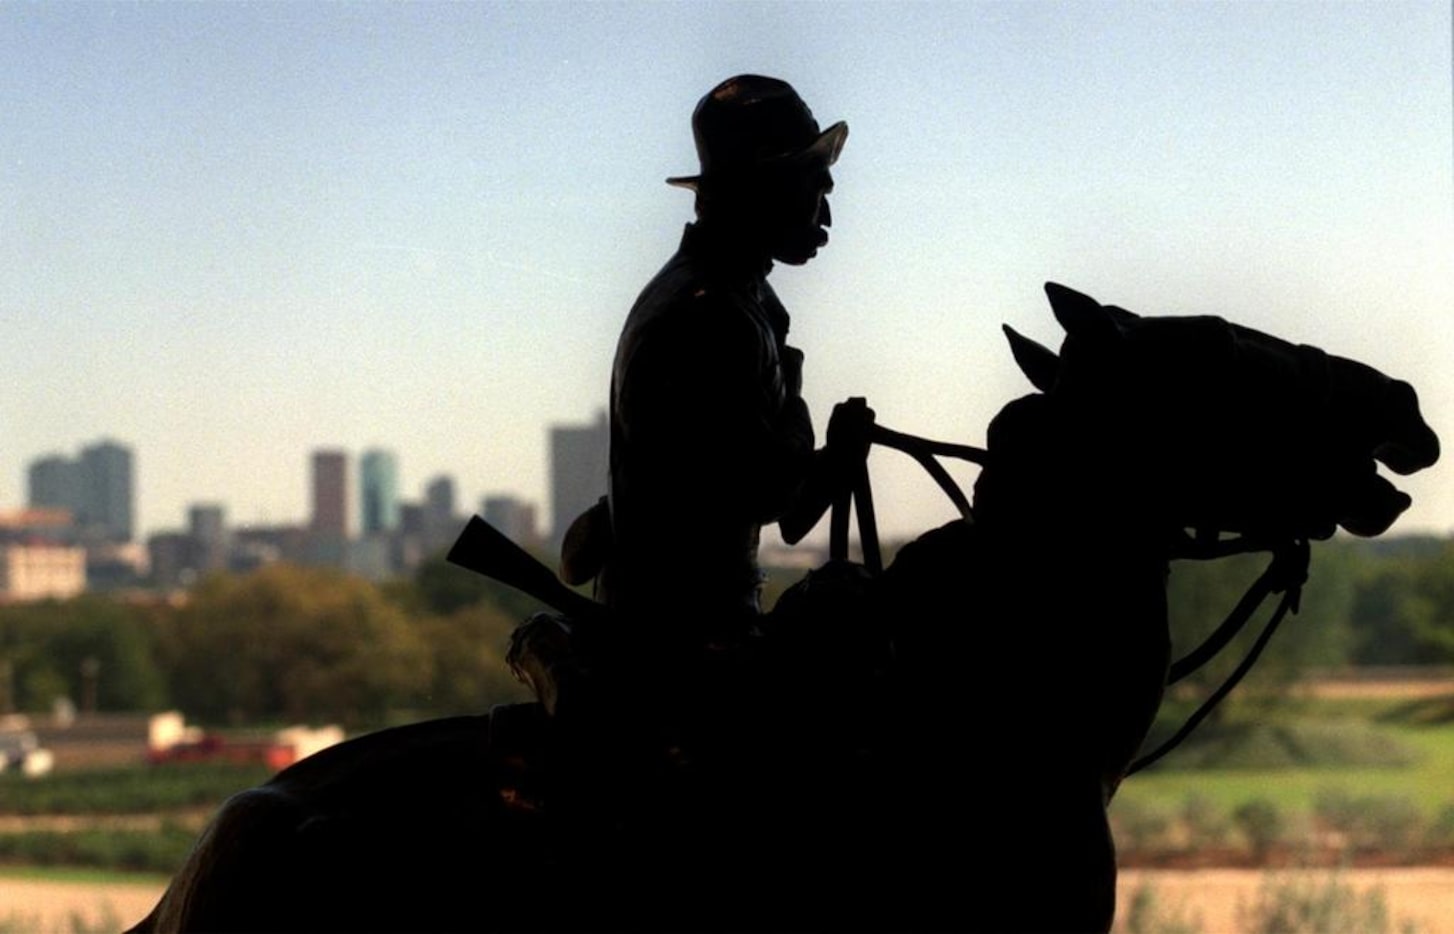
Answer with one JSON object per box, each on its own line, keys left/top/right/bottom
{"left": 970, "top": 463, "right": 1176, "bottom": 779}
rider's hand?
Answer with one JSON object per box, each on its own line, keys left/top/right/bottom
{"left": 827, "top": 397, "right": 875, "bottom": 469}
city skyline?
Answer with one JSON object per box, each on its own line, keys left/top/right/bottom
{"left": 5, "top": 4, "right": 1449, "bottom": 545}
{"left": 12, "top": 431, "right": 578, "bottom": 546}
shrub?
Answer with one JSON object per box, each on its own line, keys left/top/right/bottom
{"left": 1233, "top": 799, "right": 1285, "bottom": 859}
{"left": 1313, "top": 790, "right": 1424, "bottom": 854}
{"left": 1111, "top": 797, "right": 1177, "bottom": 855}
{"left": 1181, "top": 793, "right": 1231, "bottom": 850}
{"left": 1424, "top": 804, "right": 1454, "bottom": 849}
{"left": 1142, "top": 719, "right": 1418, "bottom": 771}
{"left": 0, "top": 827, "right": 197, "bottom": 874}
{"left": 1116, "top": 882, "right": 1204, "bottom": 934}
{"left": 0, "top": 763, "right": 269, "bottom": 815}
{"left": 1236, "top": 870, "right": 1423, "bottom": 934}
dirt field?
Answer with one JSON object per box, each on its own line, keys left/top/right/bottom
{"left": 0, "top": 875, "right": 164, "bottom": 932}
{"left": 1119, "top": 867, "right": 1454, "bottom": 933}
{"left": 7, "top": 867, "right": 1454, "bottom": 932}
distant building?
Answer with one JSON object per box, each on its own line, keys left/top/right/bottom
{"left": 78, "top": 441, "right": 134, "bottom": 543}
{"left": 311, "top": 448, "right": 347, "bottom": 535}
{"left": 147, "top": 532, "right": 197, "bottom": 589}
{"left": 360, "top": 449, "right": 400, "bottom": 535}
{"left": 305, "top": 450, "right": 349, "bottom": 568}
{"left": 393, "top": 503, "right": 428, "bottom": 571}
{"left": 84, "top": 541, "right": 147, "bottom": 591}
{"left": 482, "top": 495, "right": 539, "bottom": 548}
{"left": 310, "top": 450, "right": 348, "bottom": 539}
{"left": 550, "top": 411, "right": 608, "bottom": 547}
{"left": 421, "top": 475, "right": 459, "bottom": 556}
{"left": 188, "top": 504, "right": 228, "bottom": 573}
{"left": 0, "top": 508, "right": 74, "bottom": 544}
{"left": 27, "top": 441, "right": 134, "bottom": 544}
{"left": 233, "top": 524, "right": 307, "bottom": 570}
{"left": 0, "top": 544, "right": 85, "bottom": 601}
{"left": 27, "top": 457, "right": 78, "bottom": 517}
{"left": 425, "top": 475, "right": 455, "bottom": 525}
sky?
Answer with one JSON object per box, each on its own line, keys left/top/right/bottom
{"left": 3, "top": 1, "right": 1451, "bottom": 547}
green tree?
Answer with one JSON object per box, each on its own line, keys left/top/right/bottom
{"left": 0, "top": 597, "right": 168, "bottom": 713}
{"left": 1347, "top": 539, "right": 1454, "bottom": 666}
{"left": 158, "top": 565, "right": 431, "bottom": 726}
{"left": 404, "top": 553, "right": 551, "bottom": 619}
{"left": 410, "top": 603, "right": 530, "bottom": 714}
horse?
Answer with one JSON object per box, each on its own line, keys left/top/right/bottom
{"left": 128, "top": 283, "right": 1437, "bottom": 934}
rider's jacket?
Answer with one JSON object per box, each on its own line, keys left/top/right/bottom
{"left": 601, "top": 222, "right": 815, "bottom": 635}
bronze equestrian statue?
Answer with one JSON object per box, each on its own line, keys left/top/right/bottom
{"left": 130, "top": 281, "right": 1437, "bottom": 933}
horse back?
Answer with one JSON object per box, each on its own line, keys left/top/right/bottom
{"left": 128, "top": 709, "right": 550, "bottom": 934}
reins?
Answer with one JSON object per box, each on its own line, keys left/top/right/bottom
{"left": 829, "top": 421, "right": 1310, "bottom": 777}
{"left": 828, "top": 423, "right": 986, "bottom": 571}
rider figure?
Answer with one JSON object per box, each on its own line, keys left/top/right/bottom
{"left": 582, "top": 75, "right": 860, "bottom": 645}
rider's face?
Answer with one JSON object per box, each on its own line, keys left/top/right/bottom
{"left": 761, "top": 162, "right": 835, "bottom": 266}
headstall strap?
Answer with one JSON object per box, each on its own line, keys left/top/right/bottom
{"left": 1126, "top": 537, "right": 1310, "bottom": 776}
{"left": 827, "top": 422, "right": 1314, "bottom": 778}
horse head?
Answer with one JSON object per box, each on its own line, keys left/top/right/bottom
{"left": 985, "top": 282, "right": 1439, "bottom": 547}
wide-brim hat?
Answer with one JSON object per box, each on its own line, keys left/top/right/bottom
{"left": 666, "top": 75, "right": 848, "bottom": 191}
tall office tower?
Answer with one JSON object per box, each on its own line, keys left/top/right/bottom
{"left": 188, "top": 503, "right": 228, "bottom": 572}
{"left": 77, "top": 440, "right": 134, "bottom": 542}
{"left": 27, "top": 455, "right": 78, "bottom": 514}
{"left": 420, "top": 475, "right": 458, "bottom": 556}
{"left": 424, "top": 475, "right": 455, "bottom": 526}
{"left": 360, "top": 449, "right": 400, "bottom": 535}
{"left": 310, "top": 450, "right": 349, "bottom": 539}
{"left": 549, "top": 410, "right": 608, "bottom": 546}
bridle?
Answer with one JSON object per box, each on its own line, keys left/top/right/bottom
{"left": 831, "top": 420, "right": 1311, "bottom": 776}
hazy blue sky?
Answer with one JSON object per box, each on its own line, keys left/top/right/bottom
{"left": 4, "top": 1, "right": 1451, "bottom": 545}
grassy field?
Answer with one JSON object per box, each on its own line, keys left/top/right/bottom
{"left": 1117, "top": 726, "right": 1454, "bottom": 816}
{"left": 1116, "top": 696, "right": 1454, "bottom": 819}
{"left": 1, "top": 688, "right": 1451, "bottom": 881}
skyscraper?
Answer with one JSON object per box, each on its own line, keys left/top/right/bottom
{"left": 424, "top": 475, "right": 456, "bottom": 527}
{"left": 78, "top": 441, "right": 134, "bottom": 542}
{"left": 188, "top": 503, "right": 228, "bottom": 573}
{"left": 310, "top": 450, "right": 348, "bottom": 539}
{"left": 28, "top": 441, "right": 134, "bottom": 543}
{"left": 549, "top": 410, "right": 608, "bottom": 546}
{"left": 360, "top": 449, "right": 400, "bottom": 535}
{"left": 27, "top": 455, "right": 78, "bottom": 515}
{"left": 420, "top": 475, "right": 459, "bottom": 557}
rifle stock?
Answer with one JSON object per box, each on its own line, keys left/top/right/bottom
{"left": 446, "top": 516, "right": 609, "bottom": 627}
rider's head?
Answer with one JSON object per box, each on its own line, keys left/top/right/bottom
{"left": 667, "top": 75, "right": 847, "bottom": 266}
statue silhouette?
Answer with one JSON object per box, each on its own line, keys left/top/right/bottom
{"left": 563, "top": 75, "right": 859, "bottom": 644}
{"left": 127, "top": 79, "right": 1440, "bottom": 934}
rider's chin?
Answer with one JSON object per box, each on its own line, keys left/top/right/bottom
{"left": 776, "top": 232, "right": 824, "bottom": 265}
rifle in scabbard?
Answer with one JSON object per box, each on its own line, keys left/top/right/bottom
{"left": 446, "top": 515, "right": 610, "bottom": 630}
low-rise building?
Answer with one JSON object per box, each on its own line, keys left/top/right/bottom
{"left": 0, "top": 543, "right": 86, "bottom": 601}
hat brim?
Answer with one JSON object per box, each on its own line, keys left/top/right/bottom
{"left": 666, "top": 120, "right": 848, "bottom": 191}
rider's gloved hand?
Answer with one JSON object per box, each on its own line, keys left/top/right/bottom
{"left": 827, "top": 397, "right": 876, "bottom": 473}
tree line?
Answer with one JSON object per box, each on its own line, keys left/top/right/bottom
{"left": 0, "top": 556, "right": 539, "bottom": 727}
{"left": 0, "top": 535, "right": 1451, "bottom": 728}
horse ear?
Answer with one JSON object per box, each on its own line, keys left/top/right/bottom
{"left": 1044, "top": 282, "right": 1123, "bottom": 341}
{"left": 1003, "top": 324, "right": 1060, "bottom": 392}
